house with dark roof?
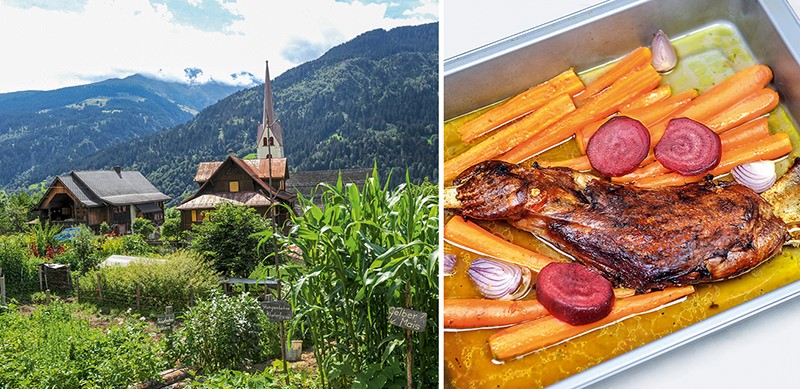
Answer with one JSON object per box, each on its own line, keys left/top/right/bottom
{"left": 35, "top": 166, "right": 171, "bottom": 234}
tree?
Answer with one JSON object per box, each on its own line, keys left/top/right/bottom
{"left": 160, "top": 208, "right": 183, "bottom": 242}
{"left": 190, "top": 203, "right": 271, "bottom": 276}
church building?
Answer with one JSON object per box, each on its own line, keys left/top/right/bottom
{"left": 176, "top": 61, "right": 296, "bottom": 230}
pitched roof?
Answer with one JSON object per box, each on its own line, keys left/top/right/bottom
{"left": 58, "top": 174, "right": 102, "bottom": 207}
{"left": 194, "top": 158, "right": 287, "bottom": 183}
{"left": 175, "top": 191, "right": 275, "bottom": 210}
{"left": 69, "top": 170, "right": 171, "bottom": 205}
{"left": 36, "top": 169, "right": 170, "bottom": 210}
{"left": 287, "top": 168, "right": 372, "bottom": 199}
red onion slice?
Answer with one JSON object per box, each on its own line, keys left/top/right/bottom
{"left": 468, "top": 257, "right": 532, "bottom": 300}
{"left": 731, "top": 161, "right": 776, "bottom": 193}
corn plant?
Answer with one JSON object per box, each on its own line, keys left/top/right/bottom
{"left": 263, "top": 169, "right": 438, "bottom": 388}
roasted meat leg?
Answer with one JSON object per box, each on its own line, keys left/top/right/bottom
{"left": 446, "top": 160, "right": 788, "bottom": 292}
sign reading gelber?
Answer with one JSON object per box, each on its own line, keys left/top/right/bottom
{"left": 388, "top": 307, "right": 427, "bottom": 332}
{"left": 261, "top": 299, "right": 293, "bottom": 322}
{"left": 157, "top": 314, "right": 175, "bottom": 330}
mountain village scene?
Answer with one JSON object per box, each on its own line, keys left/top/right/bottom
{"left": 0, "top": 2, "right": 438, "bottom": 387}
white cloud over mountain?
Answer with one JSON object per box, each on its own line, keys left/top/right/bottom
{"left": 0, "top": 0, "right": 438, "bottom": 93}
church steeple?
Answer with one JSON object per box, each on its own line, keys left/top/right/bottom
{"left": 256, "top": 60, "right": 284, "bottom": 159}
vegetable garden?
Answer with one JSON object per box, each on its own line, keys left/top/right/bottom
{"left": 0, "top": 169, "right": 438, "bottom": 388}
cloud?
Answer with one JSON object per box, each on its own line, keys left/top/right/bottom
{"left": 0, "top": 0, "right": 438, "bottom": 93}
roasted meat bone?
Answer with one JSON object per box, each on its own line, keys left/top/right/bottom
{"left": 444, "top": 160, "right": 794, "bottom": 292}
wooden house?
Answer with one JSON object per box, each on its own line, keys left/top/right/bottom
{"left": 36, "top": 167, "right": 170, "bottom": 234}
{"left": 176, "top": 155, "right": 296, "bottom": 230}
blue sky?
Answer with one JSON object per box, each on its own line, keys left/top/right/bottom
{"left": 0, "top": 0, "right": 438, "bottom": 93}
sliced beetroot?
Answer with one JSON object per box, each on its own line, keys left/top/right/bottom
{"left": 654, "top": 117, "right": 721, "bottom": 176}
{"left": 586, "top": 116, "right": 650, "bottom": 177}
{"left": 536, "top": 262, "right": 614, "bottom": 326}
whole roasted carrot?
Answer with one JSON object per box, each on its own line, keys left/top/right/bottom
{"left": 576, "top": 47, "right": 652, "bottom": 102}
{"left": 635, "top": 132, "right": 793, "bottom": 188}
{"left": 704, "top": 88, "right": 779, "bottom": 133}
{"left": 457, "top": 69, "right": 585, "bottom": 143}
{"left": 501, "top": 64, "right": 661, "bottom": 164}
{"left": 619, "top": 84, "right": 671, "bottom": 111}
{"left": 577, "top": 88, "right": 698, "bottom": 153}
{"left": 488, "top": 286, "right": 695, "bottom": 361}
{"left": 444, "top": 298, "right": 549, "bottom": 329}
{"left": 648, "top": 64, "right": 773, "bottom": 145}
{"left": 613, "top": 117, "right": 771, "bottom": 183}
{"left": 443, "top": 215, "right": 557, "bottom": 272}
{"left": 444, "top": 94, "right": 575, "bottom": 182}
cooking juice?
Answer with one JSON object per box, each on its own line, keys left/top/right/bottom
{"left": 443, "top": 23, "right": 800, "bottom": 388}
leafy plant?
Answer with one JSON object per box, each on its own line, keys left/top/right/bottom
{"left": 55, "top": 225, "right": 102, "bottom": 273}
{"left": 161, "top": 207, "right": 184, "bottom": 242}
{"left": 266, "top": 169, "right": 438, "bottom": 388}
{"left": 188, "top": 360, "right": 320, "bottom": 389}
{"left": 0, "top": 301, "right": 167, "bottom": 388}
{"left": 26, "top": 220, "right": 64, "bottom": 259}
{"left": 132, "top": 217, "right": 155, "bottom": 237}
{"left": 170, "top": 290, "right": 280, "bottom": 372}
{"left": 190, "top": 203, "right": 272, "bottom": 276}
{"left": 0, "top": 234, "right": 40, "bottom": 298}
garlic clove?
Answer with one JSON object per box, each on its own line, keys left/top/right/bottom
{"left": 443, "top": 253, "right": 456, "bottom": 276}
{"left": 468, "top": 257, "right": 532, "bottom": 300}
{"left": 651, "top": 29, "right": 677, "bottom": 72}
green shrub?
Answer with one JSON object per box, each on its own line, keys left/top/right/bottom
{"left": 55, "top": 226, "right": 102, "bottom": 273}
{"left": 0, "top": 302, "right": 167, "bottom": 388}
{"left": 190, "top": 203, "right": 272, "bottom": 276}
{"left": 170, "top": 290, "right": 280, "bottom": 372}
{"left": 26, "top": 221, "right": 64, "bottom": 259}
{"left": 273, "top": 170, "right": 438, "bottom": 387}
{"left": 161, "top": 208, "right": 183, "bottom": 242}
{"left": 98, "top": 234, "right": 154, "bottom": 258}
{"left": 132, "top": 217, "right": 155, "bottom": 238}
{"left": 77, "top": 251, "right": 219, "bottom": 312}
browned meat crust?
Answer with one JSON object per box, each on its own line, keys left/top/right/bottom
{"left": 453, "top": 160, "right": 787, "bottom": 292}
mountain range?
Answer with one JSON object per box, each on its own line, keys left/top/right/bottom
{"left": 6, "top": 22, "right": 438, "bottom": 203}
{"left": 0, "top": 75, "right": 248, "bottom": 189}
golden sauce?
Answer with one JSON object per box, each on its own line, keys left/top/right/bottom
{"left": 443, "top": 23, "right": 800, "bottom": 388}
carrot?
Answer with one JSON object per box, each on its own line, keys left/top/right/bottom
{"left": 613, "top": 117, "right": 771, "bottom": 183}
{"left": 704, "top": 88, "right": 779, "bottom": 133}
{"left": 719, "top": 117, "right": 771, "bottom": 151}
{"left": 501, "top": 64, "right": 662, "bottom": 164}
{"left": 444, "top": 94, "right": 576, "bottom": 182}
{"left": 444, "top": 299, "right": 549, "bottom": 329}
{"left": 577, "top": 88, "right": 698, "bottom": 153}
{"left": 619, "top": 84, "right": 671, "bottom": 111}
{"left": 576, "top": 47, "right": 652, "bottom": 102}
{"left": 444, "top": 215, "right": 558, "bottom": 272}
{"left": 648, "top": 64, "right": 773, "bottom": 145}
{"left": 458, "top": 69, "right": 585, "bottom": 143}
{"left": 488, "top": 286, "right": 695, "bottom": 361}
{"left": 538, "top": 155, "right": 592, "bottom": 171}
{"left": 635, "top": 132, "right": 793, "bottom": 188}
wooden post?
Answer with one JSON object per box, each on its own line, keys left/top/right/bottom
{"left": 136, "top": 283, "right": 141, "bottom": 310}
{"left": 38, "top": 265, "right": 43, "bottom": 291}
{"left": 165, "top": 305, "right": 173, "bottom": 316}
{"left": 405, "top": 282, "right": 413, "bottom": 389}
{"left": 75, "top": 276, "right": 80, "bottom": 301}
{"left": 189, "top": 286, "right": 195, "bottom": 307}
{"left": 45, "top": 289, "right": 51, "bottom": 304}
{"left": 96, "top": 273, "right": 103, "bottom": 301}
{"left": 0, "top": 274, "right": 5, "bottom": 306}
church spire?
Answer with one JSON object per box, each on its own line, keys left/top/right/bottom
{"left": 257, "top": 60, "right": 284, "bottom": 159}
